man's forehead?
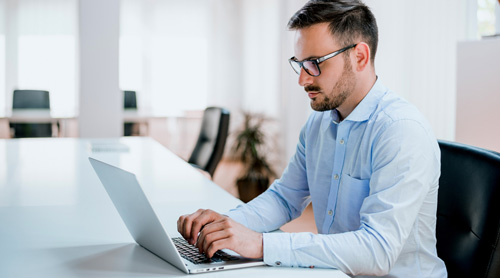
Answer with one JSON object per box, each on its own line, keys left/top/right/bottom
{"left": 293, "top": 23, "right": 339, "bottom": 60}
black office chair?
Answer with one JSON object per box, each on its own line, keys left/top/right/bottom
{"left": 123, "top": 90, "right": 138, "bottom": 136}
{"left": 13, "top": 89, "right": 50, "bottom": 109}
{"left": 10, "top": 90, "right": 53, "bottom": 138}
{"left": 188, "top": 107, "right": 230, "bottom": 177}
{"left": 124, "top": 90, "right": 137, "bottom": 109}
{"left": 437, "top": 140, "right": 500, "bottom": 277}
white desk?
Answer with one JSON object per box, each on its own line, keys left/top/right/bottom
{"left": 0, "top": 110, "right": 77, "bottom": 138}
{"left": 0, "top": 137, "right": 348, "bottom": 278}
{"left": 123, "top": 110, "right": 170, "bottom": 136}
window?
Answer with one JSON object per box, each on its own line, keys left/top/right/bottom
{"left": 0, "top": 1, "right": 5, "bottom": 116}
{"left": 478, "top": 0, "right": 499, "bottom": 37}
{"left": 1, "top": 0, "right": 78, "bottom": 117}
{"left": 120, "top": 0, "right": 209, "bottom": 117}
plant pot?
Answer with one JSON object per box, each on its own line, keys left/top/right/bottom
{"left": 236, "top": 176, "right": 269, "bottom": 203}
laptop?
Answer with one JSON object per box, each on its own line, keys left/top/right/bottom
{"left": 89, "top": 157, "right": 265, "bottom": 274}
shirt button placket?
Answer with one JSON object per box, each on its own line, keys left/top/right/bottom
{"left": 328, "top": 174, "right": 339, "bottom": 219}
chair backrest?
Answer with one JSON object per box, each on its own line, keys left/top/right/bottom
{"left": 124, "top": 90, "right": 137, "bottom": 109}
{"left": 188, "top": 107, "right": 230, "bottom": 177}
{"left": 11, "top": 90, "right": 52, "bottom": 137}
{"left": 9, "top": 123, "right": 53, "bottom": 138}
{"left": 13, "top": 90, "right": 50, "bottom": 109}
{"left": 437, "top": 140, "right": 500, "bottom": 278}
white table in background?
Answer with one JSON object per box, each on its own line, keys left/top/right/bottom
{"left": 0, "top": 109, "right": 77, "bottom": 137}
{"left": 123, "top": 110, "right": 169, "bottom": 136}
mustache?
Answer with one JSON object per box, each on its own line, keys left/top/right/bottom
{"left": 305, "top": 85, "right": 322, "bottom": 92}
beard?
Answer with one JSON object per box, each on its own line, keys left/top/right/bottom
{"left": 307, "top": 58, "right": 356, "bottom": 112}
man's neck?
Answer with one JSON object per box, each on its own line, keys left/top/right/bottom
{"left": 337, "top": 73, "right": 377, "bottom": 121}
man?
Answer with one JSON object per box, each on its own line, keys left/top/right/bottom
{"left": 177, "top": 0, "right": 447, "bottom": 277}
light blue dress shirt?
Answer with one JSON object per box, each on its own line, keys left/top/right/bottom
{"left": 226, "top": 79, "right": 448, "bottom": 277}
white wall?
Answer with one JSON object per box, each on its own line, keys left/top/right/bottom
{"left": 456, "top": 38, "right": 500, "bottom": 152}
{"left": 207, "top": 0, "right": 244, "bottom": 113}
{"left": 278, "top": 0, "right": 311, "bottom": 164}
{"left": 366, "top": 0, "right": 471, "bottom": 141}
{"left": 3, "top": 0, "right": 18, "bottom": 117}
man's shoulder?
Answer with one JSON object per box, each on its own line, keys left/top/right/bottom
{"left": 365, "top": 90, "right": 439, "bottom": 153}
{"left": 369, "top": 91, "right": 438, "bottom": 156}
{"left": 373, "top": 91, "right": 429, "bottom": 128}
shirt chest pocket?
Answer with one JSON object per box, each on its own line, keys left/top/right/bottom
{"left": 334, "top": 174, "right": 370, "bottom": 232}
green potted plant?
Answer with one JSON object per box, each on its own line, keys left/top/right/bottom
{"left": 231, "top": 112, "right": 276, "bottom": 203}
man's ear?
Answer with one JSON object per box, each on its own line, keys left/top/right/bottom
{"left": 353, "top": 42, "right": 370, "bottom": 72}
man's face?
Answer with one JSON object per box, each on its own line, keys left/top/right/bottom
{"left": 293, "top": 23, "right": 356, "bottom": 112}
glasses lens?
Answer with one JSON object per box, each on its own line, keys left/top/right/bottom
{"left": 303, "top": 61, "right": 319, "bottom": 76}
{"left": 289, "top": 60, "right": 301, "bottom": 75}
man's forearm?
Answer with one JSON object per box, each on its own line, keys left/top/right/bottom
{"left": 225, "top": 183, "right": 309, "bottom": 232}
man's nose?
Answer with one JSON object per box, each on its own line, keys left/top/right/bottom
{"left": 298, "top": 68, "right": 313, "bottom": 87}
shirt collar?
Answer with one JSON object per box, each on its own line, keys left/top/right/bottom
{"left": 322, "top": 77, "right": 388, "bottom": 131}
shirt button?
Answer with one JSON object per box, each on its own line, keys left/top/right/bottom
{"left": 334, "top": 174, "right": 339, "bottom": 180}
{"left": 328, "top": 210, "right": 333, "bottom": 216}
{"left": 275, "top": 261, "right": 281, "bottom": 266}
{"left": 340, "top": 139, "right": 345, "bottom": 144}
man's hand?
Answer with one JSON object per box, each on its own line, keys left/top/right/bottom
{"left": 177, "top": 209, "right": 225, "bottom": 245}
{"left": 177, "top": 209, "right": 263, "bottom": 259}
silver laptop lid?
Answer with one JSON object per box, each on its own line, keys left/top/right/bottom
{"left": 89, "top": 157, "right": 189, "bottom": 273}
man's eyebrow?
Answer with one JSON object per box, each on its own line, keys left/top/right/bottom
{"left": 295, "top": 55, "right": 320, "bottom": 62}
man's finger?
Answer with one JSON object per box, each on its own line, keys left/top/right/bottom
{"left": 206, "top": 237, "right": 232, "bottom": 258}
{"left": 178, "top": 209, "right": 204, "bottom": 242}
{"left": 196, "top": 220, "right": 228, "bottom": 252}
{"left": 189, "top": 210, "right": 220, "bottom": 245}
{"left": 176, "top": 215, "right": 184, "bottom": 236}
{"left": 199, "top": 229, "right": 229, "bottom": 257}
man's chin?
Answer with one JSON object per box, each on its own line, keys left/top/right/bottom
{"left": 310, "top": 102, "right": 329, "bottom": 112}
{"left": 310, "top": 99, "right": 337, "bottom": 111}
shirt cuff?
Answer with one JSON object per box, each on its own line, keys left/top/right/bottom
{"left": 263, "top": 232, "right": 293, "bottom": 267}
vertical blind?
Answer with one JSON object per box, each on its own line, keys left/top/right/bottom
{"left": 2, "top": 0, "right": 78, "bottom": 117}
{"left": 0, "top": 1, "right": 6, "bottom": 116}
{"left": 119, "top": 0, "right": 209, "bottom": 117}
{"left": 17, "top": 0, "right": 77, "bottom": 117}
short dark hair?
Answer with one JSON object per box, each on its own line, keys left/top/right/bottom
{"left": 288, "top": 0, "right": 378, "bottom": 63}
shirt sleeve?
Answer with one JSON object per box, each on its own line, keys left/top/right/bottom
{"left": 260, "top": 119, "right": 440, "bottom": 276}
{"left": 225, "top": 120, "right": 312, "bottom": 232}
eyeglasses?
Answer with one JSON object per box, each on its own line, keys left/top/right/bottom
{"left": 289, "top": 44, "right": 357, "bottom": 77}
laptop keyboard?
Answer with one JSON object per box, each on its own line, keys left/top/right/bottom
{"left": 172, "top": 237, "right": 241, "bottom": 264}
